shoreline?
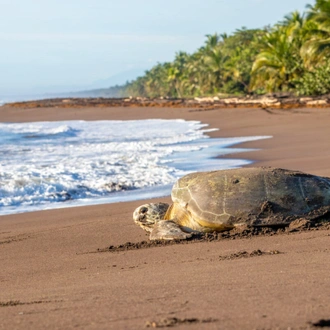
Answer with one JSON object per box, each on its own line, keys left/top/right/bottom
{"left": 1, "top": 105, "right": 330, "bottom": 329}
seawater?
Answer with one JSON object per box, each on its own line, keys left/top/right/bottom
{"left": 0, "top": 119, "right": 271, "bottom": 215}
{"left": 0, "top": 95, "right": 51, "bottom": 106}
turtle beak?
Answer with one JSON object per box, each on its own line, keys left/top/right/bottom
{"left": 133, "top": 205, "right": 154, "bottom": 225}
{"left": 133, "top": 205, "right": 157, "bottom": 232}
{"left": 133, "top": 203, "right": 170, "bottom": 232}
{"left": 134, "top": 206, "right": 148, "bottom": 223}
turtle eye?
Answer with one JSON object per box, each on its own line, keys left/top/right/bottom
{"left": 140, "top": 207, "right": 148, "bottom": 214}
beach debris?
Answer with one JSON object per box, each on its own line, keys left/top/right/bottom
{"left": 0, "top": 300, "right": 58, "bottom": 307}
{"left": 307, "top": 100, "right": 328, "bottom": 106}
{"left": 5, "top": 95, "right": 330, "bottom": 109}
{"left": 310, "top": 319, "right": 330, "bottom": 328}
{"left": 218, "top": 249, "right": 281, "bottom": 261}
{"left": 288, "top": 218, "right": 311, "bottom": 232}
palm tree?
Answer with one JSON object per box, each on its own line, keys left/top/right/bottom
{"left": 221, "top": 28, "right": 266, "bottom": 93}
{"left": 301, "top": 0, "right": 330, "bottom": 67}
{"left": 250, "top": 24, "right": 304, "bottom": 92}
{"left": 144, "top": 63, "right": 170, "bottom": 97}
{"left": 166, "top": 52, "right": 190, "bottom": 97}
{"left": 197, "top": 34, "right": 228, "bottom": 94}
{"left": 204, "top": 34, "right": 221, "bottom": 50}
{"left": 306, "top": 0, "right": 330, "bottom": 27}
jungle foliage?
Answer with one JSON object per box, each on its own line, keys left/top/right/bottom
{"left": 114, "top": 0, "right": 330, "bottom": 97}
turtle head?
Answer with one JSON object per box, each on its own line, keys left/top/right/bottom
{"left": 133, "top": 202, "right": 170, "bottom": 232}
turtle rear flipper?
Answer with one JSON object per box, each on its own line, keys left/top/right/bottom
{"left": 149, "top": 220, "right": 192, "bottom": 240}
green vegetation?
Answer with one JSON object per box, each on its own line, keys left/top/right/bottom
{"left": 115, "top": 0, "right": 330, "bottom": 97}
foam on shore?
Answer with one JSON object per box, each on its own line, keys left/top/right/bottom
{"left": 0, "top": 119, "right": 271, "bottom": 215}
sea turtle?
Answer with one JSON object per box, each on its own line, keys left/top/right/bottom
{"left": 133, "top": 167, "right": 330, "bottom": 240}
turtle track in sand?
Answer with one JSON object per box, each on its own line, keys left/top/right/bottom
{"left": 145, "top": 317, "right": 217, "bottom": 328}
{"left": 97, "top": 219, "right": 330, "bottom": 253}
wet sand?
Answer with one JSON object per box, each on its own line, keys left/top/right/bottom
{"left": 1, "top": 105, "right": 330, "bottom": 329}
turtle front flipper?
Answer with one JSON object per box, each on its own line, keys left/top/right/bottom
{"left": 149, "top": 220, "right": 192, "bottom": 240}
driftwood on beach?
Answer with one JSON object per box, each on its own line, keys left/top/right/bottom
{"left": 5, "top": 94, "right": 330, "bottom": 109}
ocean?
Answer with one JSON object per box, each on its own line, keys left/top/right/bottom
{"left": 0, "top": 94, "right": 53, "bottom": 106}
{"left": 0, "top": 119, "right": 271, "bottom": 215}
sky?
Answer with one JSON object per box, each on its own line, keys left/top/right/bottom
{"left": 0, "top": 0, "right": 311, "bottom": 96}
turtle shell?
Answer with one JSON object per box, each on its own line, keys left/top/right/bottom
{"left": 170, "top": 167, "right": 330, "bottom": 226}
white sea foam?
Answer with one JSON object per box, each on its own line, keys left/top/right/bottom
{"left": 0, "top": 119, "right": 271, "bottom": 215}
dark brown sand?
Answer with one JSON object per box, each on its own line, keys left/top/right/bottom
{"left": 1, "top": 105, "right": 330, "bottom": 330}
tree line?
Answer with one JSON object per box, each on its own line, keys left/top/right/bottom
{"left": 114, "top": 0, "right": 330, "bottom": 97}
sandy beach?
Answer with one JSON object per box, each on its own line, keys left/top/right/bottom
{"left": 1, "top": 105, "right": 330, "bottom": 330}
